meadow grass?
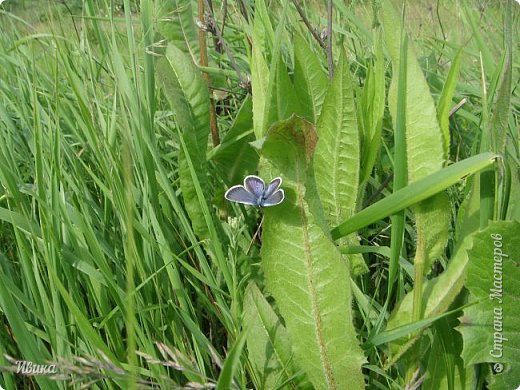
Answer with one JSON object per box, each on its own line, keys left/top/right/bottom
{"left": 0, "top": 1, "right": 518, "bottom": 389}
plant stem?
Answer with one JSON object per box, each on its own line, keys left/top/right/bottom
{"left": 198, "top": 0, "right": 220, "bottom": 146}
{"left": 327, "top": 0, "right": 334, "bottom": 79}
{"left": 291, "top": 0, "right": 326, "bottom": 50}
{"left": 203, "top": 0, "right": 246, "bottom": 86}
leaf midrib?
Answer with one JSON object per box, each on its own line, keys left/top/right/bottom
{"left": 331, "top": 78, "right": 342, "bottom": 226}
{"left": 296, "top": 161, "right": 336, "bottom": 389}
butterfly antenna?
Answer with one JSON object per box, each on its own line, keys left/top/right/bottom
{"left": 246, "top": 214, "right": 264, "bottom": 255}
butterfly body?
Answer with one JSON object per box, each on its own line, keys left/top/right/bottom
{"left": 225, "top": 175, "right": 284, "bottom": 207}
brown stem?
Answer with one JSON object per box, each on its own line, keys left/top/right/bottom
{"left": 449, "top": 98, "right": 467, "bottom": 117}
{"left": 237, "top": 0, "right": 249, "bottom": 22}
{"left": 221, "top": 0, "right": 228, "bottom": 41}
{"left": 291, "top": 0, "right": 326, "bottom": 50}
{"left": 364, "top": 173, "right": 394, "bottom": 207}
{"left": 198, "top": 0, "right": 220, "bottom": 146}
{"left": 203, "top": 0, "right": 246, "bottom": 86}
{"left": 327, "top": 0, "right": 334, "bottom": 79}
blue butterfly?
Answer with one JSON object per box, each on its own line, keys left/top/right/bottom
{"left": 225, "top": 175, "right": 284, "bottom": 207}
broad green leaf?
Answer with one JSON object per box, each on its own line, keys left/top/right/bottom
{"left": 459, "top": 220, "right": 520, "bottom": 366}
{"left": 156, "top": 0, "right": 200, "bottom": 61}
{"left": 210, "top": 96, "right": 258, "bottom": 186}
{"left": 157, "top": 43, "right": 210, "bottom": 238}
{"left": 157, "top": 44, "right": 209, "bottom": 152}
{"left": 259, "top": 116, "right": 365, "bottom": 390}
{"left": 315, "top": 49, "right": 359, "bottom": 227}
{"left": 276, "top": 58, "right": 301, "bottom": 121}
{"left": 293, "top": 34, "right": 328, "bottom": 123}
{"left": 253, "top": 0, "right": 275, "bottom": 56}
{"left": 383, "top": 0, "right": 449, "bottom": 275}
{"left": 437, "top": 48, "right": 462, "bottom": 160}
{"left": 260, "top": 2, "right": 289, "bottom": 137}
{"left": 490, "top": 0, "right": 513, "bottom": 220}
{"left": 243, "top": 282, "right": 311, "bottom": 389}
{"left": 251, "top": 27, "right": 270, "bottom": 140}
{"left": 489, "top": 363, "right": 520, "bottom": 390}
{"left": 314, "top": 49, "right": 366, "bottom": 275}
{"left": 414, "top": 193, "right": 451, "bottom": 274}
{"left": 383, "top": 0, "right": 445, "bottom": 183}
{"left": 358, "top": 29, "right": 385, "bottom": 185}
{"left": 490, "top": 0, "right": 512, "bottom": 155}
{"left": 250, "top": 0, "right": 276, "bottom": 139}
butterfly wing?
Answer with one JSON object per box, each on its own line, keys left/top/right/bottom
{"left": 244, "top": 175, "right": 265, "bottom": 199}
{"left": 261, "top": 189, "right": 284, "bottom": 207}
{"left": 263, "top": 177, "right": 282, "bottom": 199}
{"left": 225, "top": 186, "right": 258, "bottom": 205}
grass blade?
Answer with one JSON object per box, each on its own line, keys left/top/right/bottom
{"left": 331, "top": 152, "right": 497, "bottom": 239}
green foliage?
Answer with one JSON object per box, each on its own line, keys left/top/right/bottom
{"left": 436, "top": 48, "right": 462, "bottom": 160}
{"left": 243, "top": 282, "right": 311, "bottom": 389}
{"left": 314, "top": 48, "right": 367, "bottom": 275}
{"left": 250, "top": 0, "right": 274, "bottom": 139}
{"left": 259, "top": 116, "right": 365, "bottom": 389}
{"left": 461, "top": 221, "right": 520, "bottom": 365}
{"left": 358, "top": 28, "right": 385, "bottom": 186}
{"left": 315, "top": 49, "right": 359, "bottom": 228}
{"left": 293, "top": 34, "right": 328, "bottom": 123}
{"left": 156, "top": 0, "right": 200, "bottom": 60}
{"left": 381, "top": 4, "right": 453, "bottom": 358}
{"left": 332, "top": 153, "right": 496, "bottom": 239}
{"left": 210, "top": 96, "right": 258, "bottom": 187}
{"left": 157, "top": 43, "right": 211, "bottom": 238}
{"left": 422, "top": 315, "right": 470, "bottom": 390}
{"left": 0, "top": 0, "right": 518, "bottom": 389}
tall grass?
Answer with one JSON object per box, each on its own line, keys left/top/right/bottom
{"left": 0, "top": 1, "right": 243, "bottom": 388}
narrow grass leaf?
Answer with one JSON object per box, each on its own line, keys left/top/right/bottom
{"left": 332, "top": 153, "right": 496, "bottom": 239}
{"left": 48, "top": 266, "right": 118, "bottom": 362}
{"left": 0, "top": 273, "right": 57, "bottom": 390}
{"left": 388, "top": 29, "right": 408, "bottom": 298}
{"left": 215, "top": 331, "right": 248, "bottom": 390}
